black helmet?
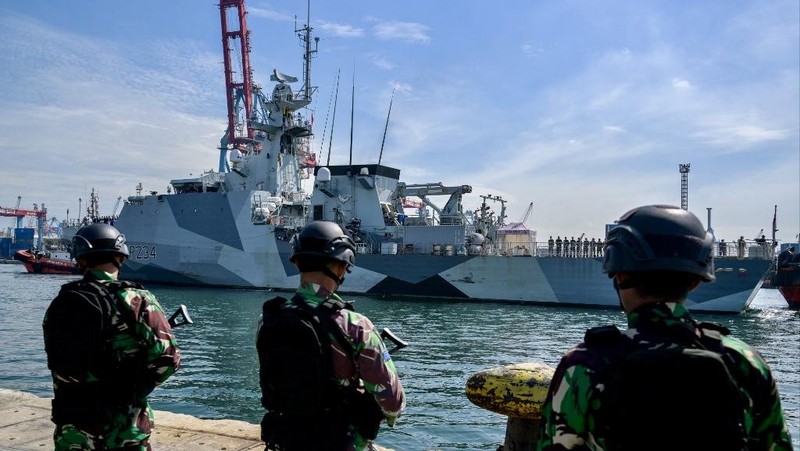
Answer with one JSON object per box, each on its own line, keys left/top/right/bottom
{"left": 602, "top": 205, "right": 715, "bottom": 282}
{"left": 290, "top": 221, "right": 356, "bottom": 267}
{"left": 72, "top": 223, "right": 130, "bottom": 259}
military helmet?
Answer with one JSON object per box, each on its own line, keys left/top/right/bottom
{"left": 602, "top": 205, "right": 715, "bottom": 282}
{"left": 290, "top": 221, "right": 356, "bottom": 267}
{"left": 72, "top": 223, "right": 130, "bottom": 259}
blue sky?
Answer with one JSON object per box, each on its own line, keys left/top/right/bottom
{"left": 1, "top": 0, "right": 798, "bottom": 244}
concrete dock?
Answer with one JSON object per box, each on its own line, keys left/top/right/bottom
{"left": 0, "top": 389, "right": 263, "bottom": 450}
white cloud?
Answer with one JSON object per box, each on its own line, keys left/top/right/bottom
{"left": 369, "top": 54, "right": 396, "bottom": 70}
{"left": 521, "top": 43, "right": 543, "bottom": 56}
{"left": 318, "top": 21, "right": 364, "bottom": 38}
{"left": 672, "top": 78, "right": 692, "bottom": 89}
{"left": 692, "top": 123, "right": 789, "bottom": 148}
{"left": 248, "top": 6, "right": 293, "bottom": 22}
{"left": 372, "top": 21, "right": 430, "bottom": 44}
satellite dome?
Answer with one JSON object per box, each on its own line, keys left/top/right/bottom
{"left": 317, "top": 167, "right": 331, "bottom": 182}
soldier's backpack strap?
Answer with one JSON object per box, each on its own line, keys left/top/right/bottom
{"left": 584, "top": 324, "right": 623, "bottom": 347}
{"left": 695, "top": 321, "right": 730, "bottom": 341}
{"left": 68, "top": 279, "right": 138, "bottom": 329}
{"left": 289, "top": 295, "right": 356, "bottom": 360}
{"left": 98, "top": 280, "right": 145, "bottom": 336}
{"left": 694, "top": 321, "right": 740, "bottom": 375}
{"left": 263, "top": 296, "right": 289, "bottom": 312}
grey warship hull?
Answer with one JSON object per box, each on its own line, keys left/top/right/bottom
{"left": 115, "top": 190, "right": 769, "bottom": 314}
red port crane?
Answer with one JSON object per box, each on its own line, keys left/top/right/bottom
{"left": 0, "top": 204, "right": 47, "bottom": 250}
{"left": 219, "top": 0, "right": 254, "bottom": 149}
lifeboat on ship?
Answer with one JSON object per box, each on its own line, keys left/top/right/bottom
{"left": 13, "top": 249, "right": 80, "bottom": 275}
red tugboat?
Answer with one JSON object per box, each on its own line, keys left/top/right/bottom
{"left": 778, "top": 284, "right": 800, "bottom": 309}
{"left": 14, "top": 248, "right": 80, "bottom": 275}
{"left": 775, "top": 262, "right": 800, "bottom": 309}
{"left": 773, "top": 241, "right": 800, "bottom": 309}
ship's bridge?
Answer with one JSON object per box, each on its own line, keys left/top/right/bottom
{"left": 170, "top": 171, "right": 226, "bottom": 194}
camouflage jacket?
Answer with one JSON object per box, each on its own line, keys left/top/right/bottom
{"left": 536, "top": 302, "right": 793, "bottom": 451}
{"left": 259, "top": 282, "right": 406, "bottom": 451}
{"left": 43, "top": 269, "right": 181, "bottom": 450}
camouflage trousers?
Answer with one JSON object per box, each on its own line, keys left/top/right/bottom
{"left": 53, "top": 423, "right": 151, "bottom": 450}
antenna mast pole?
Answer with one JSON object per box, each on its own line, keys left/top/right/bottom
{"left": 348, "top": 71, "right": 355, "bottom": 169}
{"left": 378, "top": 86, "right": 396, "bottom": 166}
{"left": 296, "top": 0, "right": 318, "bottom": 102}
{"left": 326, "top": 70, "right": 340, "bottom": 166}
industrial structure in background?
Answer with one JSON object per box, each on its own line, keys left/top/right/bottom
{"left": 0, "top": 201, "right": 47, "bottom": 259}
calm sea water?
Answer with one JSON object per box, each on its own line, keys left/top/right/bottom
{"left": 1, "top": 264, "right": 797, "bottom": 450}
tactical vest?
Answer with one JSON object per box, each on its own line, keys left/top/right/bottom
{"left": 45, "top": 279, "right": 149, "bottom": 425}
{"left": 585, "top": 321, "right": 747, "bottom": 451}
{"left": 256, "top": 295, "right": 384, "bottom": 449}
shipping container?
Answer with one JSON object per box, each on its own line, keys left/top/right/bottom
{"left": 14, "top": 228, "right": 35, "bottom": 243}
{"left": 0, "top": 238, "right": 10, "bottom": 258}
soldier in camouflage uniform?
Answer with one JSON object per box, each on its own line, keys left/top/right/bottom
{"left": 536, "top": 205, "right": 793, "bottom": 451}
{"left": 43, "top": 223, "right": 180, "bottom": 450}
{"left": 257, "top": 221, "right": 405, "bottom": 451}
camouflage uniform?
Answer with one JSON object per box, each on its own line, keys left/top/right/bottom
{"left": 261, "top": 282, "right": 405, "bottom": 451}
{"left": 536, "top": 302, "right": 793, "bottom": 451}
{"left": 43, "top": 269, "right": 181, "bottom": 450}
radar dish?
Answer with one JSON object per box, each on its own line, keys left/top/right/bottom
{"left": 271, "top": 69, "right": 298, "bottom": 83}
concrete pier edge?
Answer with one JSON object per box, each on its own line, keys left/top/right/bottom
{"left": 0, "top": 388, "right": 263, "bottom": 450}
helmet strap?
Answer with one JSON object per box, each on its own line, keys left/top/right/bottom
{"left": 111, "top": 256, "right": 122, "bottom": 270}
{"left": 615, "top": 275, "right": 637, "bottom": 290}
{"left": 322, "top": 267, "right": 345, "bottom": 288}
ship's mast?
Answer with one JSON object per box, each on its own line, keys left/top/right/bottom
{"left": 219, "top": 0, "right": 254, "bottom": 149}
{"left": 296, "top": 0, "right": 319, "bottom": 102}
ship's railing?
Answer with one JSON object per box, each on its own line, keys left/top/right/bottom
{"left": 536, "top": 242, "right": 604, "bottom": 258}
{"left": 717, "top": 239, "right": 775, "bottom": 260}
{"left": 378, "top": 239, "right": 776, "bottom": 259}
{"left": 532, "top": 239, "right": 775, "bottom": 259}
{"left": 62, "top": 216, "right": 119, "bottom": 229}
{"left": 391, "top": 242, "right": 453, "bottom": 255}
{"left": 357, "top": 233, "right": 379, "bottom": 254}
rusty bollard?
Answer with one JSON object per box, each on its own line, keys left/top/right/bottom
{"left": 466, "top": 362, "right": 555, "bottom": 451}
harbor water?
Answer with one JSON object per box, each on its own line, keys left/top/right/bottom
{"left": 0, "top": 264, "right": 797, "bottom": 450}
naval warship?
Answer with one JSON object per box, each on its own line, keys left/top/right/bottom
{"left": 114, "top": 0, "right": 771, "bottom": 314}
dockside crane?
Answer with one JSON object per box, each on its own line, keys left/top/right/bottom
{"left": 0, "top": 203, "right": 48, "bottom": 250}
{"left": 3, "top": 196, "right": 21, "bottom": 237}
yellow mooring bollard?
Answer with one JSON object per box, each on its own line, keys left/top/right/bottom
{"left": 465, "top": 362, "right": 555, "bottom": 451}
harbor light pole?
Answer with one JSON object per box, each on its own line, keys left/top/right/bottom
{"left": 679, "top": 164, "right": 690, "bottom": 210}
